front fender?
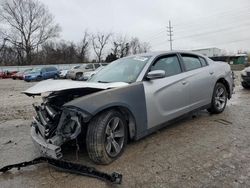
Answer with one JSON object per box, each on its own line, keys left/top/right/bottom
{"left": 63, "top": 82, "right": 148, "bottom": 139}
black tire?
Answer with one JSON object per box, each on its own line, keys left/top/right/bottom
{"left": 86, "top": 110, "right": 128, "bottom": 164}
{"left": 242, "top": 82, "right": 250, "bottom": 89}
{"left": 208, "top": 82, "right": 228, "bottom": 114}
{"left": 75, "top": 72, "right": 83, "bottom": 80}
{"left": 54, "top": 74, "right": 59, "bottom": 79}
{"left": 36, "top": 76, "right": 42, "bottom": 81}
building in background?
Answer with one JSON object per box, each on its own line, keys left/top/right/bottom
{"left": 192, "top": 47, "right": 222, "bottom": 57}
{"left": 210, "top": 54, "right": 248, "bottom": 65}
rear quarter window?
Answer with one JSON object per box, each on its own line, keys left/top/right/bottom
{"left": 199, "top": 57, "right": 208, "bottom": 66}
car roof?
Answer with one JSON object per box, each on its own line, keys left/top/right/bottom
{"left": 133, "top": 50, "right": 208, "bottom": 59}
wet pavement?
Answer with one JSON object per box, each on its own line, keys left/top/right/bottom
{"left": 0, "top": 74, "right": 250, "bottom": 188}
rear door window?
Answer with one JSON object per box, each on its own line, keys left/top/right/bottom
{"left": 181, "top": 55, "right": 202, "bottom": 71}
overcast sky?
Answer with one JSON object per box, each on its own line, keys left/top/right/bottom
{"left": 41, "top": 0, "right": 250, "bottom": 53}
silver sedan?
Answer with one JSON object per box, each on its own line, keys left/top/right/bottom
{"left": 24, "top": 51, "right": 234, "bottom": 164}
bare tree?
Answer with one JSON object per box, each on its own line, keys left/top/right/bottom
{"left": 0, "top": 0, "right": 60, "bottom": 64}
{"left": 0, "top": 38, "right": 7, "bottom": 52}
{"left": 77, "top": 30, "right": 89, "bottom": 62}
{"left": 92, "top": 32, "right": 111, "bottom": 62}
{"left": 129, "top": 37, "right": 151, "bottom": 54}
{"left": 130, "top": 37, "right": 141, "bottom": 55}
{"left": 140, "top": 42, "right": 151, "bottom": 53}
{"left": 111, "top": 35, "right": 130, "bottom": 59}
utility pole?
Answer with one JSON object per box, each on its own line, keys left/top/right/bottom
{"left": 167, "top": 20, "right": 173, "bottom": 50}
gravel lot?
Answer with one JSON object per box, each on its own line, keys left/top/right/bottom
{"left": 0, "top": 73, "right": 250, "bottom": 188}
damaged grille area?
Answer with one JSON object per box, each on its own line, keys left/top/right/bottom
{"left": 33, "top": 103, "right": 60, "bottom": 139}
{"left": 30, "top": 89, "right": 98, "bottom": 159}
{"left": 32, "top": 102, "right": 84, "bottom": 159}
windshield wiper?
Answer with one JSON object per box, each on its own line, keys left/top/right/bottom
{"left": 97, "top": 81, "right": 110, "bottom": 83}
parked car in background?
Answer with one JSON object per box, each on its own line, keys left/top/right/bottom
{"left": 12, "top": 69, "right": 33, "bottom": 80}
{"left": 79, "top": 66, "right": 105, "bottom": 81}
{"left": 59, "top": 69, "right": 69, "bottom": 79}
{"left": 24, "top": 67, "right": 59, "bottom": 82}
{"left": 0, "top": 71, "right": 3, "bottom": 78}
{"left": 0, "top": 70, "right": 18, "bottom": 79}
{"left": 66, "top": 63, "right": 107, "bottom": 80}
{"left": 24, "top": 51, "right": 234, "bottom": 164}
{"left": 241, "top": 66, "right": 250, "bottom": 89}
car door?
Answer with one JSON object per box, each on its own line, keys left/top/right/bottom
{"left": 179, "top": 54, "right": 215, "bottom": 110}
{"left": 46, "top": 67, "right": 53, "bottom": 78}
{"left": 41, "top": 68, "right": 47, "bottom": 79}
{"left": 50, "top": 67, "right": 57, "bottom": 78}
{"left": 143, "top": 54, "right": 190, "bottom": 129}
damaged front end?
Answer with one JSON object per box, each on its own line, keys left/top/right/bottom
{"left": 31, "top": 91, "right": 93, "bottom": 159}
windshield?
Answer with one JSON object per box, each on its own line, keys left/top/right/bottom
{"left": 29, "top": 68, "right": 41, "bottom": 73}
{"left": 72, "top": 65, "right": 81, "bottom": 69}
{"left": 24, "top": 69, "right": 32, "bottom": 73}
{"left": 89, "top": 56, "right": 151, "bottom": 83}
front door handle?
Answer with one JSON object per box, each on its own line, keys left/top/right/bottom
{"left": 182, "top": 81, "right": 187, "bottom": 85}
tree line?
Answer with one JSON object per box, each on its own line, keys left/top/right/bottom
{"left": 0, "top": 0, "right": 150, "bottom": 66}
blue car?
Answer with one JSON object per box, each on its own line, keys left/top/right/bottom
{"left": 24, "top": 67, "right": 59, "bottom": 82}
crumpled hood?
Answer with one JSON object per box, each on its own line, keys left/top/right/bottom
{"left": 23, "top": 79, "right": 129, "bottom": 96}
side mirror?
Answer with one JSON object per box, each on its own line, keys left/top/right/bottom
{"left": 146, "top": 70, "right": 166, "bottom": 80}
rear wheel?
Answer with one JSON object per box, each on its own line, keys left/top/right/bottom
{"left": 86, "top": 110, "right": 127, "bottom": 164}
{"left": 36, "top": 76, "right": 42, "bottom": 81}
{"left": 208, "top": 83, "right": 228, "bottom": 114}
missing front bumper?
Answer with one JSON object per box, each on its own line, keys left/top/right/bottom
{"left": 31, "top": 126, "right": 62, "bottom": 159}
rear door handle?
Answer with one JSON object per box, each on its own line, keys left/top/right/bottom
{"left": 182, "top": 81, "right": 187, "bottom": 85}
{"left": 209, "top": 71, "right": 214, "bottom": 75}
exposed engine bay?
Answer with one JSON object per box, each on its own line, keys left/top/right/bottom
{"left": 31, "top": 88, "right": 102, "bottom": 158}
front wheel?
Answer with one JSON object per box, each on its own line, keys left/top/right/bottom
{"left": 86, "top": 110, "right": 127, "bottom": 164}
{"left": 208, "top": 83, "right": 228, "bottom": 114}
{"left": 54, "top": 74, "right": 59, "bottom": 79}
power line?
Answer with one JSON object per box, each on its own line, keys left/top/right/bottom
{"left": 147, "top": 15, "right": 250, "bottom": 44}
{"left": 153, "top": 36, "right": 250, "bottom": 50}
{"left": 188, "top": 37, "right": 250, "bottom": 50}
{"left": 173, "top": 5, "right": 250, "bottom": 29}
{"left": 167, "top": 20, "right": 173, "bottom": 51}
{"left": 174, "top": 12, "right": 250, "bottom": 34}
{"left": 144, "top": 5, "right": 250, "bottom": 43}
{"left": 174, "top": 22, "right": 250, "bottom": 41}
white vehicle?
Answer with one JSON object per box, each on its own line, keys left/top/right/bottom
{"left": 81, "top": 66, "right": 105, "bottom": 81}
{"left": 59, "top": 69, "right": 68, "bottom": 79}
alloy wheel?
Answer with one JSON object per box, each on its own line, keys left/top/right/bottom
{"left": 105, "top": 117, "right": 125, "bottom": 157}
{"left": 214, "top": 87, "right": 227, "bottom": 110}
